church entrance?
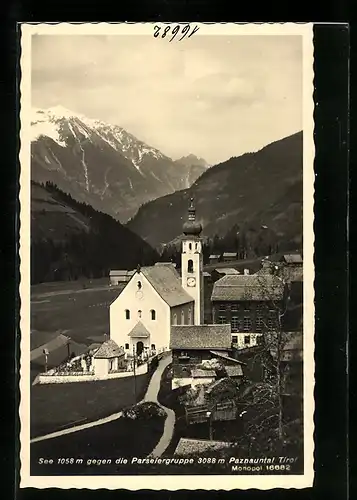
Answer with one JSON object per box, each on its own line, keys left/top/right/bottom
{"left": 136, "top": 341, "right": 144, "bottom": 357}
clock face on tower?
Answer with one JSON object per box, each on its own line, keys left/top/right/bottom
{"left": 187, "top": 277, "right": 196, "bottom": 287}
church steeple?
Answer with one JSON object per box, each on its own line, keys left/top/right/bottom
{"left": 181, "top": 197, "right": 204, "bottom": 325}
{"left": 183, "top": 197, "right": 202, "bottom": 237}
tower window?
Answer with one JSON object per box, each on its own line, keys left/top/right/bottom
{"left": 188, "top": 259, "right": 194, "bottom": 273}
{"left": 189, "top": 243, "right": 192, "bottom": 250}
{"left": 173, "top": 313, "right": 177, "bottom": 325}
{"left": 138, "top": 310, "right": 142, "bottom": 318}
{"left": 195, "top": 243, "right": 198, "bottom": 250}
{"left": 125, "top": 309, "right": 130, "bottom": 320}
{"left": 181, "top": 310, "right": 185, "bottom": 323}
{"left": 137, "top": 281, "right": 142, "bottom": 290}
{"left": 151, "top": 309, "right": 156, "bottom": 320}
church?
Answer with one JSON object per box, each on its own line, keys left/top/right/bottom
{"left": 109, "top": 198, "right": 206, "bottom": 358}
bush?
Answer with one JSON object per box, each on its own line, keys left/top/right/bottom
{"left": 122, "top": 401, "right": 166, "bottom": 420}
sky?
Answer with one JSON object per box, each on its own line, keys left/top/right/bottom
{"left": 31, "top": 34, "right": 303, "bottom": 165}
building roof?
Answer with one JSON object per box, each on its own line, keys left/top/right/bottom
{"left": 191, "top": 369, "right": 216, "bottom": 378}
{"left": 155, "top": 262, "right": 177, "bottom": 268}
{"left": 127, "top": 321, "right": 151, "bottom": 338}
{"left": 203, "top": 272, "right": 211, "bottom": 277}
{"left": 210, "top": 350, "right": 247, "bottom": 365}
{"left": 211, "top": 274, "right": 284, "bottom": 302}
{"left": 170, "top": 324, "right": 231, "bottom": 350}
{"left": 282, "top": 254, "right": 303, "bottom": 264}
{"left": 209, "top": 254, "right": 221, "bottom": 259}
{"left": 30, "top": 333, "right": 70, "bottom": 362}
{"left": 109, "top": 270, "right": 129, "bottom": 276}
{"left": 223, "top": 252, "right": 238, "bottom": 257}
{"left": 174, "top": 438, "right": 231, "bottom": 457}
{"left": 93, "top": 339, "right": 124, "bottom": 359}
{"left": 215, "top": 268, "right": 239, "bottom": 275}
{"left": 140, "top": 264, "right": 193, "bottom": 307}
{"left": 225, "top": 365, "right": 243, "bottom": 377}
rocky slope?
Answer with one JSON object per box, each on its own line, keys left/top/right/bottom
{"left": 31, "top": 106, "right": 208, "bottom": 222}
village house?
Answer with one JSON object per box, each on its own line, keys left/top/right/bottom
{"left": 109, "top": 269, "right": 134, "bottom": 285}
{"left": 211, "top": 268, "right": 285, "bottom": 349}
{"left": 222, "top": 252, "right": 238, "bottom": 262}
{"left": 209, "top": 254, "right": 221, "bottom": 265}
{"left": 170, "top": 324, "right": 245, "bottom": 389}
{"left": 110, "top": 198, "right": 205, "bottom": 358}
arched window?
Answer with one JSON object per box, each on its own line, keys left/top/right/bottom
{"left": 181, "top": 310, "right": 185, "bottom": 324}
{"left": 151, "top": 309, "right": 156, "bottom": 320}
{"left": 173, "top": 313, "right": 177, "bottom": 325}
{"left": 188, "top": 308, "right": 192, "bottom": 325}
{"left": 195, "top": 243, "right": 198, "bottom": 250}
{"left": 138, "top": 310, "right": 142, "bottom": 318}
{"left": 137, "top": 281, "right": 142, "bottom": 290}
{"left": 125, "top": 309, "right": 130, "bottom": 320}
{"left": 189, "top": 243, "right": 192, "bottom": 250}
{"left": 188, "top": 259, "right": 194, "bottom": 273}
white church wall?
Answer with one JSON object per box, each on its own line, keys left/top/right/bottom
{"left": 171, "top": 302, "right": 194, "bottom": 325}
{"left": 110, "top": 271, "right": 170, "bottom": 354}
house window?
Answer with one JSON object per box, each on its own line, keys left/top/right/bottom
{"left": 256, "top": 315, "right": 263, "bottom": 332}
{"left": 268, "top": 318, "right": 274, "bottom": 330}
{"left": 151, "top": 344, "right": 156, "bottom": 350}
{"left": 244, "top": 335, "right": 251, "bottom": 345}
{"left": 231, "top": 303, "right": 238, "bottom": 311}
{"left": 218, "top": 316, "right": 226, "bottom": 324}
{"left": 125, "top": 309, "right": 130, "bottom": 320}
{"left": 138, "top": 310, "right": 142, "bottom": 318}
{"left": 256, "top": 335, "right": 263, "bottom": 345}
{"left": 151, "top": 309, "right": 156, "bottom": 320}
{"left": 232, "top": 335, "right": 238, "bottom": 344}
{"left": 244, "top": 303, "right": 251, "bottom": 312}
{"left": 173, "top": 313, "right": 177, "bottom": 325}
{"left": 231, "top": 316, "right": 239, "bottom": 333}
{"left": 243, "top": 316, "right": 252, "bottom": 331}
{"left": 188, "top": 259, "right": 194, "bottom": 273}
{"left": 125, "top": 343, "right": 129, "bottom": 350}
{"left": 219, "top": 303, "right": 226, "bottom": 312}
{"left": 195, "top": 243, "right": 198, "bottom": 250}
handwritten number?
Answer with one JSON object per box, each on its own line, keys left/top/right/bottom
{"left": 154, "top": 24, "right": 199, "bottom": 41}
{"left": 179, "top": 25, "right": 190, "bottom": 41}
{"left": 188, "top": 25, "right": 199, "bottom": 38}
{"left": 169, "top": 25, "right": 180, "bottom": 42}
{"left": 162, "top": 26, "right": 170, "bottom": 39}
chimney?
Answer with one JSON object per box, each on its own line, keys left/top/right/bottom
{"left": 244, "top": 268, "right": 249, "bottom": 275}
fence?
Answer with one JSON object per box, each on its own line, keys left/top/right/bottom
{"left": 185, "top": 401, "right": 237, "bottom": 425}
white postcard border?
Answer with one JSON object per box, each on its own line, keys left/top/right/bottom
{"left": 19, "top": 22, "right": 315, "bottom": 490}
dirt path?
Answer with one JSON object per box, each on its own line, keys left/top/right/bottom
{"left": 144, "top": 353, "right": 175, "bottom": 458}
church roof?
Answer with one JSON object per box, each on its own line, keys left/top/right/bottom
{"left": 140, "top": 265, "right": 193, "bottom": 307}
{"left": 128, "top": 321, "right": 150, "bottom": 338}
{"left": 211, "top": 274, "right": 284, "bottom": 302}
{"left": 170, "top": 325, "right": 231, "bottom": 350}
{"left": 93, "top": 339, "right": 124, "bottom": 359}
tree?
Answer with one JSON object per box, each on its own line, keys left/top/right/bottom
{"left": 235, "top": 260, "right": 302, "bottom": 454}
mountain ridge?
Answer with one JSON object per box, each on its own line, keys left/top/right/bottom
{"left": 31, "top": 107, "right": 208, "bottom": 223}
{"left": 127, "top": 131, "right": 303, "bottom": 251}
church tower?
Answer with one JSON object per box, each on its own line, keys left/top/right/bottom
{"left": 181, "top": 198, "right": 204, "bottom": 325}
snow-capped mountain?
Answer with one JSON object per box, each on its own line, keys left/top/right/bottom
{"left": 31, "top": 106, "right": 208, "bottom": 222}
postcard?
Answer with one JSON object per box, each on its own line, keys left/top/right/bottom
{"left": 19, "top": 22, "right": 315, "bottom": 490}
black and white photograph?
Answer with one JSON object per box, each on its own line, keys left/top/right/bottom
{"left": 19, "top": 22, "right": 315, "bottom": 490}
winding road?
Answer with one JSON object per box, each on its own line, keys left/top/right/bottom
{"left": 144, "top": 353, "right": 175, "bottom": 457}
{"left": 31, "top": 353, "right": 176, "bottom": 458}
